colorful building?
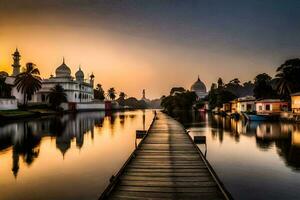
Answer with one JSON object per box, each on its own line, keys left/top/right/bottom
{"left": 291, "top": 92, "right": 300, "bottom": 114}
{"left": 236, "top": 96, "right": 256, "bottom": 113}
{"left": 255, "top": 99, "right": 288, "bottom": 115}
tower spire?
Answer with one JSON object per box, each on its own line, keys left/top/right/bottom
{"left": 142, "top": 89, "right": 146, "bottom": 99}
{"left": 12, "top": 48, "right": 21, "bottom": 76}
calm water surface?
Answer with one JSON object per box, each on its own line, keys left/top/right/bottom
{"left": 0, "top": 110, "right": 154, "bottom": 200}
{"left": 1, "top": 110, "right": 300, "bottom": 200}
{"left": 182, "top": 112, "right": 300, "bottom": 200}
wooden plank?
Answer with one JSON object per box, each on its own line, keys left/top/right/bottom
{"left": 117, "top": 185, "right": 220, "bottom": 193}
{"left": 125, "top": 168, "right": 209, "bottom": 173}
{"left": 120, "top": 176, "right": 214, "bottom": 182}
{"left": 110, "top": 191, "right": 224, "bottom": 200}
{"left": 119, "top": 180, "right": 217, "bottom": 187}
{"left": 123, "top": 172, "right": 211, "bottom": 177}
{"left": 127, "top": 165, "right": 207, "bottom": 169}
{"left": 99, "top": 112, "right": 230, "bottom": 200}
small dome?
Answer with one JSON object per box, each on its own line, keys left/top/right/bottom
{"left": 0, "top": 71, "right": 9, "bottom": 77}
{"left": 75, "top": 67, "right": 84, "bottom": 78}
{"left": 56, "top": 59, "right": 71, "bottom": 78}
{"left": 191, "top": 76, "right": 206, "bottom": 92}
{"left": 90, "top": 73, "right": 95, "bottom": 79}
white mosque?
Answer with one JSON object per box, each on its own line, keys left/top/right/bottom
{"left": 190, "top": 76, "right": 208, "bottom": 99}
{"left": 1, "top": 49, "right": 103, "bottom": 110}
{"left": 36, "top": 58, "right": 95, "bottom": 103}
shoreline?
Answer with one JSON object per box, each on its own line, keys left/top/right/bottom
{"left": 0, "top": 108, "right": 153, "bottom": 123}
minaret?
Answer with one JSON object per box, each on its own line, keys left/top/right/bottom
{"left": 90, "top": 73, "right": 95, "bottom": 88}
{"left": 142, "top": 89, "right": 146, "bottom": 99}
{"left": 12, "top": 48, "right": 21, "bottom": 76}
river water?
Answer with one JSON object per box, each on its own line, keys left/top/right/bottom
{"left": 1, "top": 110, "right": 300, "bottom": 200}
{"left": 183, "top": 111, "right": 300, "bottom": 200}
{"left": 0, "top": 110, "right": 154, "bottom": 200}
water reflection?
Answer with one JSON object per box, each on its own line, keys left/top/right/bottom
{"left": 0, "top": 110, "right": 154, "bottom": 200}
{"left": 180, "top": 111, "right": 300, "bottom": 171}
{"left": 174, "top": 110, "right": 300, "bottom": 199}
{"left": 0, "top": 110, "right": 153, "bottom": 200}
{"left": 0, "top": 111, "right": 141, "bottom": 178}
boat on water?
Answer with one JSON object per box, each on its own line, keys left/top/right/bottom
{"left": 242, "top": 112, "right": 275, "bottom": 121}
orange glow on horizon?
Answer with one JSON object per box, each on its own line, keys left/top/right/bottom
{"left": 0, "top": 14, "right": 279, "bottom": 99}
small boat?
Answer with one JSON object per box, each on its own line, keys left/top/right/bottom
{"left": 243, "top": 112, "right": 268, "bottom": 121}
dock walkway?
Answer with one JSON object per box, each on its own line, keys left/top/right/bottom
{"left": 100, "top": 112, "right": 231, "bottom": 200}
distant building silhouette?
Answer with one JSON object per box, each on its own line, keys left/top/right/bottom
{"left": 191, "top": 76, "right": 207, "bottom": 99}
{"left": 141, "top": 89, "right": 150, "bottom": 103}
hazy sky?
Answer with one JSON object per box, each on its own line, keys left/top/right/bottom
{"left": 1, "top": 0, "right": 300, "bottom": 98}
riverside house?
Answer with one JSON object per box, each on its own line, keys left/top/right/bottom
{"left": 291, "top": 92, "right": 300, "bottom": 114}
{"left": 256, "top": 99, "right": 288, "bottom": 115}
{"left": 226, "top": 96, "right": 256, "bottom": 114}
{"left": 236, "top": 96, "right": 256, "bottom": 113}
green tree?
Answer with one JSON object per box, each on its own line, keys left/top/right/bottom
{"left": 117, "top": 92, "right": 127, "bottom": 106}
{"left": 274, "top": 58, "right": 300, "bottom": 99}
{"left": 170, "top": 87, "right": 185, "bottom": 95}
{"left": 123, "top": 97, "right": 148, "bottom": 109}
{"left": 217, "top": 78, "right": 224, "bottom": 89}
{"left": 0, "top": 77, "right": 12, "bottom": 98}
{"left": 14, "top": 63, "right": 42, "bottom": 105}
{"left": 107, "top": 87, "right": 116, "bottom": 100}
{"left": 161, "top": 90, "right": 197, "bottom": 115}
{"left": 253, "top": 73, "right": 277, "bottom": 99}
{"left": 119, "top": 92, "right": 126, "bottom": 99}
{"left": 229, "top": 78, "right": 241, "bottom": 85}
{"left": 47, "top": 84, "right": 67, "bottom": 110}
{"left": 207, "top": 83, "right": 218, "bottom": 109}
{"left": 94, "top": 84, "right": 105, "bottom": 100}
{"left": 207, "top": 82, "right": 236, "bottom": 109}
{"left": 224, "top": 78, "right": 254, "bottom": 97}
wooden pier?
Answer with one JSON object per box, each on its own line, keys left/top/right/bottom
{"left": 100, "top": 112, "right": 231, "bottom": 200}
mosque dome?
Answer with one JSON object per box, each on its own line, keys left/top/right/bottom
{"left": 0, "top": 71, "right": 9, "bottom": 77}
{"left": 75, "top": 67, "right": 84, "bottom": 78}
{"left": 55, "top": 59, "right": 71, "bottom": 78}
{"left": 75, "top": 67, "right": 84, "bottom": 82}
{"left": 191, "top": 76, "right": 206, "bottom": 92}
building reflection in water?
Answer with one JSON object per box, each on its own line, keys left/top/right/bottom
{"left": 0, "top": 112, "right": 108, "bottom": 177}
{"left": 180, "top": 110, "right": 300, "bottom": 171}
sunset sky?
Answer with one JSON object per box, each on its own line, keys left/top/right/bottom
{"left": 1, "top": 0, "right": 300, "bottom": 99}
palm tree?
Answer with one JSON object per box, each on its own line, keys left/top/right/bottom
{"left": 94, "top": 83, "right": 105, "bottom": 100}
{"left": 119, "top": 92, "right": 126, "bottom": 99}
{"left": 118, "top": 92, "right": 127, "bottom": 106}
{"left": 274, "top": 58, "right": 300, "bottom": 99}
{"left": 274, "top": 71, "right": 293, "bottom": 98}
{"left": 107, "top": 87, "right": 116, "bottom": 100}
{"left": 14, "top": 63, "right": 42, "bottom": 105}
{"left": 47, "top": 84, "right": 67, "bottom": 110}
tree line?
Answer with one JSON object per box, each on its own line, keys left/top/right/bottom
{"left": 161, "top": 58, "right": 300, "bottom": 112}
